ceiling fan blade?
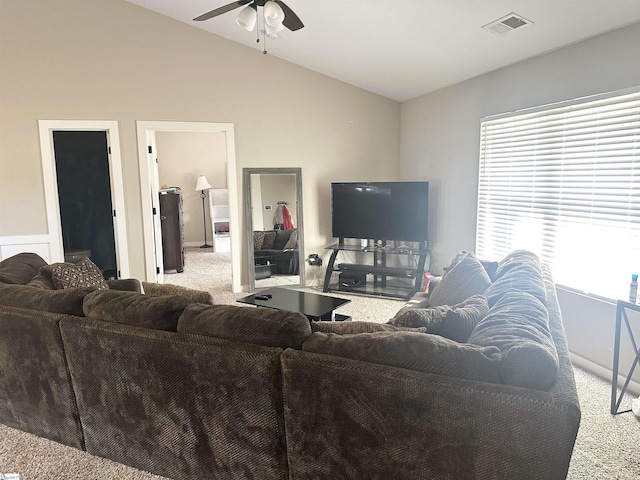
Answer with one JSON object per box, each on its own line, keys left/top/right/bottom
{"left": 193, "top": 1, "right": 252, "bottom": 22}
{"left": 273, "top": 0, "right": 304, "bottom": 31}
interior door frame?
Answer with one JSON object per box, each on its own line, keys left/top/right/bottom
{"left": 136, "top": 121, "right": 241, "bottom": 293}
{"left": 38, "top": 120, "right": 130, "bottom": 277}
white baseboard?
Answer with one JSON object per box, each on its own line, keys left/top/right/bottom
{"left": 570, "top": 351, "right": 640, "bottom": 396}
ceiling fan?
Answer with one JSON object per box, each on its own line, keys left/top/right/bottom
{"left": 193, "top": 1, "right": 304, "bottom": 32}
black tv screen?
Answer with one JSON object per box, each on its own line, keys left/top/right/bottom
{"left": 331, "top": 182, "right": 429, "bottom": 242}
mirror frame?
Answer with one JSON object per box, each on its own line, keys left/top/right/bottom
{"left": 244, "top": 167, "right": 304, "bottom": 292}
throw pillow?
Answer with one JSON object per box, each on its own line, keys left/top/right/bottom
{"left": 428, "top": 255, "right": 491, "bottom": 307}
{"left": 51, "top": 257, "right": 109, "bottom": 290}
{"left": 283, "top": 229, "right": 298, "bottom": 250}
{"left": 0, "top": 252, "right": 48, "bottom": 285}
{"left": 312, "top": 321, "right": 426, "bottom": 335}
{"left": 273, "top": 229, "right": 292, "bottom": 250}
{"left": 467, "top": 290, "right": 558, "bottom": 391}
{"left": 177, "top": 303, "right": 311, "bottom": 349}
{"left": 389, "top": 294, "right": 488, "bottom": 343}
{"left": 302, "top": 331, "right": 502, "bottom": 383}
{"left": 253, "top": 231, "right": 266, "bottom": 251}
{"left": 83, "top": 289, "right": 190, "bottom": 331}
{"left": 0, "top": 283, "right": 96, "bottom": 316}
{"left": 261, "top": 231, "right": 277, "bottom": 250}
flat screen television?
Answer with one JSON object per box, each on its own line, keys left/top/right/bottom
{"left": 331, "top": 181, "right": 429, "bottom": 242}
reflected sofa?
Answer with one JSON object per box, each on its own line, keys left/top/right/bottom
{"left": 253, "top": 228, "right": 299, "bottom": 275}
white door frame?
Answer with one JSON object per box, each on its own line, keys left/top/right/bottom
{"left": 136, "top": 121, "right": 241, "bottom": 293}
{"left": 38, "top": 120, "right": 130, "bottom": 277}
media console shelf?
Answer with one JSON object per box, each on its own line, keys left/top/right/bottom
{"left": 322, "top": 239, "right": 429, "bottom": 300}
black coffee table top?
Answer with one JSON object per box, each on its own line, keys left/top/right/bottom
{"left": 237, "top": 287, "right": 350, "bottom": 320}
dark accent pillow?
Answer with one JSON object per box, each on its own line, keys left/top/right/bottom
{"left": 0, "top": 252, "right": 48, "bottom": 285}
{"left": 391, "top": 295, "right": 489, "bottom": 343}
{"left": 177, "top": 304, "right": 311, "bottom": 349}
{"left": 467, "top": 290, "right": 558, "bottom": 391}
{"left": 283, "top": 229, "right": 298, "bottom": 250}
{"left": 428, "top": 255, "right": 491, "bottom": 307}
{"left": 261, "top": 231, "right": 277, "bottom": 250}
{"left": 141, "top": 282, "right": 213, "bottom": 304}
{"left": 302, "top": 331, "right": 502, "bottom": 383}
{"left": 0, "top": 283, "right": 96, "bottom": 316}
{"left": 312, "top": 321, "right": 426, "bottom": 335}
{"left": 51, "top": 257, "right": 109, "bottom": 290}
{"left": 253, "top": 231, "right": 266, "bottom": 251}
{"left": 273, "top": 229, "right": 292, "bottom": 250}
{"left": 83, "top": 290, "right": 189, "bottom": 331}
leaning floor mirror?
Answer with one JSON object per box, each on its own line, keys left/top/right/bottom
{"left": 244, "top": 168, "right": 304, "bottom": 291}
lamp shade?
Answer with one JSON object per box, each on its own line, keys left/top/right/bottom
{"left": 264, "top": 1, "right": 285, "bottom": 27}
{"left": 236, "top": 5, "right": 257, "bottom": 31}
{"left": 195, "top": 175, "right": 213, "bottom": 191}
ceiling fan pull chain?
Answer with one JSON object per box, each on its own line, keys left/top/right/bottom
{"left": 262, "top": 8, "right": 268, "bottom": 54}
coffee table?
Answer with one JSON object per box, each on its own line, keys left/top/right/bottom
{"left": 237, "top": 287, "right": 351, "bottom": 322}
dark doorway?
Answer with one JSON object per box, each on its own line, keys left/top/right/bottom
{"left": 52, "top": 131, "right": 117, "bottom": 278}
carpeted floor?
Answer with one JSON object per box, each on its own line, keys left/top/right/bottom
{"left": 1, "top": 248, "right": 638, "bottom": 479}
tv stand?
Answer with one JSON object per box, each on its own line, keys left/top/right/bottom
{"left": 322, "top": 239, "right": 429, "bottom": 300}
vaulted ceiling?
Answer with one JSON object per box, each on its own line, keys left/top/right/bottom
{"left": 126, "top": 1, "right": 640, "bottom": 101}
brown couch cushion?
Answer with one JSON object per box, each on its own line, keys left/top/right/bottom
{"left": 0, "top": 283, "right": 95, "bottom": 316}
{"left": 51, "top": 257, "right": 109, "bottom": 290}
{"left": 0, "top": 252, "right": 48, "bottom": 285}
{"left": 83, "top": 290, "right": 189, "bottom": 331}
{"left": 141, "top": 282, "right": 213, "bottom": 304}
{"left": 302, "top": 331, "right": 502, "bottom": 383}
{"left": 390, "top": 294, "right": 489, "bottom": 343}
{"left": 177, "top": 304, "right": 311, "bottom": 349}
{"left": 467, "top": 290, "right": 558, "bottom": 391}
{"left": 484, "top": 252, "right": 546, "bottom": 308}
{"left": 261, "top": 231, "right": 277, "bottom": 250}
{"left": 311, "top": 321, "right": 426, "bottom": 334}
{"left": 428, "top": 254, "right": 491, "bottom": 307}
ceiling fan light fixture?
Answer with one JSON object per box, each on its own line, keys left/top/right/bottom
{"left": 236, "top": 5, "right": 257, "bottom": 31}
{"left": 263, "top": 1, "right": 285, "bottom": 27}
{"left": 265, "top": 21, "right": 284, "bottom": 37}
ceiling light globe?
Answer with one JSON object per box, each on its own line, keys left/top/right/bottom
{"left": 263, "top": 1, "right": 285, "bottom": 27}
{"left": 265, "top": 21, "right": 284, "bottom": 37}
{"left": 236, "top": 6, "right": 257, "bottom": 31}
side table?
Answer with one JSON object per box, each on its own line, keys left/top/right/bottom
{"left": 610, "top": 299, "right": 640, "bottom": 415}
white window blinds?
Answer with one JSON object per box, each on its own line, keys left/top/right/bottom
{"left": 477, "top": 88, "right": 640, "bottom": 300}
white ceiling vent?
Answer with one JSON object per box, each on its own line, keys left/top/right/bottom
{"left": 482, "top": 13, "right": 533, "bottom": 35}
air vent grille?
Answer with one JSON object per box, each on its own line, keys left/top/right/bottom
{"left": 482, "top": 13, "right": 533, "bottom": 36}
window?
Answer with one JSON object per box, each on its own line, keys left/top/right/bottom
{"left": 477, "top": 88, "right": 640, "bottom": 300}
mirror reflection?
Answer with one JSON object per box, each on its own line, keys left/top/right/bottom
{"left": 244, "top": 168, "right": 304, "bottom": 291}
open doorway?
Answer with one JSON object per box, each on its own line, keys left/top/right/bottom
{"left": 136, "top": 121, "right": 241, "bottom": 292}
{"left": 38, "top": 120, "right": 130, "bottom": 277}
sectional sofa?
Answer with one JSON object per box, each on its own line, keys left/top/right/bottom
{"left": 0, "top": 250, "right": 580, "bottom": 479}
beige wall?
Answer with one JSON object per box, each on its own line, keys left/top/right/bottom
{"left": 401, "top": 22, "right": 640, "bottom": 273}
{"left": 0, "top": 0, "right": 400, "bottom": 279}
{"left": 400, "top": 22, "right": 640, "bottom": 387}
{"left": 258, "top": 174, "right": 297, "bottom": 230}
{"left": 156, "top": 131, "right": 227, "bottom": 245}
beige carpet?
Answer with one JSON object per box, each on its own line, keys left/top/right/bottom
{"left": 1, "top": 248, "right": 638, "bottom": 479}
